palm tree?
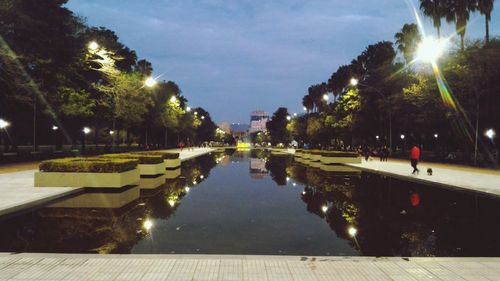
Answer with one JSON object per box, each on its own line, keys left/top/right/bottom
{"left": 395, "top": 23, "right": 422, "bottom": 64}
{"left": 420, "top": 0, "right": 445, "bottom": 37}
{"left": 444, "top": 0, "right": 476, "bottom": 51}
{"left": 477, "top": 0, "right": 495, "bottom": 42}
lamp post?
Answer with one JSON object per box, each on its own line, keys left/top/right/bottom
{"left": 351, "top": 78, "right": 393, "bottom": 153}
{"left": 0, "top": 119, "right": 10, "bottom": 153}
{"left": 143, "top": 76, "right": 158, "bottom": 149}
{"left": 400, "top": 134, "right": 405, "bottom": 152}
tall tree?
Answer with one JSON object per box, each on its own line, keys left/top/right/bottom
{"left": 477, "top": 0, "right": 495, "bottom": 42}
{"left": 267, "top": 107, "right": 292, "bottom": 145}
{"left": 395, "top": 24, "right": 422, "bottom": 64}
{"left": 420, "top": 0, "right": 445, "bottom": 37}
{"left": 444, "top": 0, "right": 476, "bottom": 50}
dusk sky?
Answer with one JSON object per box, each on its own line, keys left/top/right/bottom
{"left": 66, "top": 0, "right": 499, "bottom": 124}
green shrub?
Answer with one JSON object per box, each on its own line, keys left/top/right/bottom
{"left": 39, "top": 157, "right": 139, "bottom": 173}
{"left": 100, "top": 153, "right": 163, "bottom": 164}
{"left": 133, "top": 151, "right": 180, "bottom": 159}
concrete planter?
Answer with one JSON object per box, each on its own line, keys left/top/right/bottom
{"left": 320, "top": 156, "right": 362, "bottom": 164}
{"left": 139, "top": 163, "right": 166, "bottom": 176}
{"left": 309, "top": 154, "right": 322, "bottom": 162}
{"left": 139, "top": 174, "right": 166, "bottom": 189}
{"left": 309, "top": 160, "right": 323, "bottom": 168}
{"left": 164, "top": 158, "right": 181, "bottom": 169}
{"left": 49, "top": 186, "right": 140, "bottom": 208}
{"left": 302, "top": 153, "right": 312, "bottom": 160}
{"left": 35, "top": 169, "right": 140, "bottom": 188}
{"left": 165, "top": 168, "right": 181, "bottom": 179}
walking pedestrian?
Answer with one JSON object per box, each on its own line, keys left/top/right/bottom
{"left": 410, "top": 144, "right": 421, "bottom": 175}
{"left": 382, "top": 146, "right": 389, "bottom": 162}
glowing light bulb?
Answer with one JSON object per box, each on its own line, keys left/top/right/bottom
{"left": 321, "top": 205, "right": 328, "bottom": 213}
{"left": 348, "top": 226, "right": 357, "bottom": 237}
{"left": 143, "top": 219, "right": 153, "bottom": 231}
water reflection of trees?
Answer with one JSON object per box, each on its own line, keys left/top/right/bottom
{"left": 266, "top": 154, "right": 292, "bottom": 186}
{"left": 289, "top": 163, "right": 500, "bottom": 257}
{"left": 0, "top": 152, "right": 222, "bottom": 254}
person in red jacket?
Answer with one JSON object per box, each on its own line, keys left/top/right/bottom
{"left": 410, "top": 144, "right": 421, "bottom": 175}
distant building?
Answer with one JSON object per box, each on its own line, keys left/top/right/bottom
{"left": 249, "top": 111, "right": 269, "bottom": 133}
{"left": 218, "top": 122, "right": 231, "bottom": 134}
{"left": 249, "top": 158, "right": 268, "bottom": 179}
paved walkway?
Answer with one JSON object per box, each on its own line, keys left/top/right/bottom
{"left": 0, "top": 148, "right": 214, "bottom": 219}
{"left": 0, "top": 253, "right": 499, "bottom": 280}
{"left": 346, "top": 159, "right": 500, "bottom": 199}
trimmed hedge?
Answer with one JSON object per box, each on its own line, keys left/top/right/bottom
{"left": 100, "top": 153, "right": 163, "bottom": 164}
{"left": 320, "top": 151, "right": 359, "bottom": 158}
{"left": 39, "top": 157, "right": 139, "bottom": 173}
{"left": 133, "top": 151, "right": 180, "bottom": 159}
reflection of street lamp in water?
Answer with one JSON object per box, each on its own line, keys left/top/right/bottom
{"left": 485, "top": 129, "right": 496, "bottom": 141}
{"left": 348, "top": 226, "right": 360, "bottom": 249}
{"left": 400, "top": 134, "right": 406, "bottom": 152}
{"left": 0, "top": 119, "right": 10, "bottom": 153}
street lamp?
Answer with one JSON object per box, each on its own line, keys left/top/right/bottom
{"left": 303, "top": 106, "right": 307, "bottom": 112}
{"left": 186, "top": 106, "right": 191, "bottom": 112}
{"left": 350, "top": 78, "right": 359, "bottom": 86}
{"left": 485, "top": 128, "right": 496, "bottom": 140}
{"left": 0, "top": 119, "right": 10, "bottom": 130}
{"left": 376, "top": 135, "right": 380, "bottom": 141}
{"left": 293, "top": 113, "right": 297, "bottom": 117}
{"left": 52, "top": 125, "right": 59, "bottom": 131}
{"left": 109, "top": 130, "right": 115, "bottom": 135}
{"left": 321, "top": 205, "right": 329, "bottom": 213}
{"left": 400, "top": 134, "right": 405, "bottom": 140}
{"left": 201, "top": 116, "right": 205, "bottom": 120}
{"left": 434, "top": 133, "right": 439, "bottom": 139}
{"left": 348, "top": 226, "right": 357, "bottom": 237}
{"left": 286, "top": 116, "right": 291, "bottom": 121}
{"left": 83, "top": 127, "right": 91, "bottom": 135}
{"left": 88, "top": 41, "right": 99, "bottom": 52}
{"left": 322, "top": 94, "right": 329, "bottom": 101}
{"left": 144, "top": 77, "right": 157, "bottom": 88}
{"left": 416, "top": 37, "right": 448, "bottom": 64}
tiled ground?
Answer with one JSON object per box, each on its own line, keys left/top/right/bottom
{"left": 346, "top": 159, "right": 500, "bottom": 198}
{"left": 1, "top": 253, "right": 500, "bottom": 280}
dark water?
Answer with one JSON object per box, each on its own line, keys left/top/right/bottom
{"left": 1, "top": 149, "right": 500, "bottom": 257}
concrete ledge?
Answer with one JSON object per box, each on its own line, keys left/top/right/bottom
{"left": 320, "top": 164, "right": 361, "bottom": 173}
{"left": 321, "top": 156, "right": 362, "bottom": 164}
{"left": 164, "top": 158, "right": 181, "bottom": 169}
{"left": 138, "top": 162, "right": 165, "bottom": 176}
{"left": 48, "top": 186, "right": 140, "bottom": 208}
{"left": 165, "top": 168, "right": 181, "bottom": 179}
{"left": 1, "top": 253, "right": 500, "bottom": 281}
{"left": 34, "top": 169, "right": 140, "bottom": 188}
{"left": 139, "top": 174, "right": 166, "bottom": 189}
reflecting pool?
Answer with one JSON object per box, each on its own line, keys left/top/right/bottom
{"left": 1, "top": 149, "right": 500, "bottom": 257}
